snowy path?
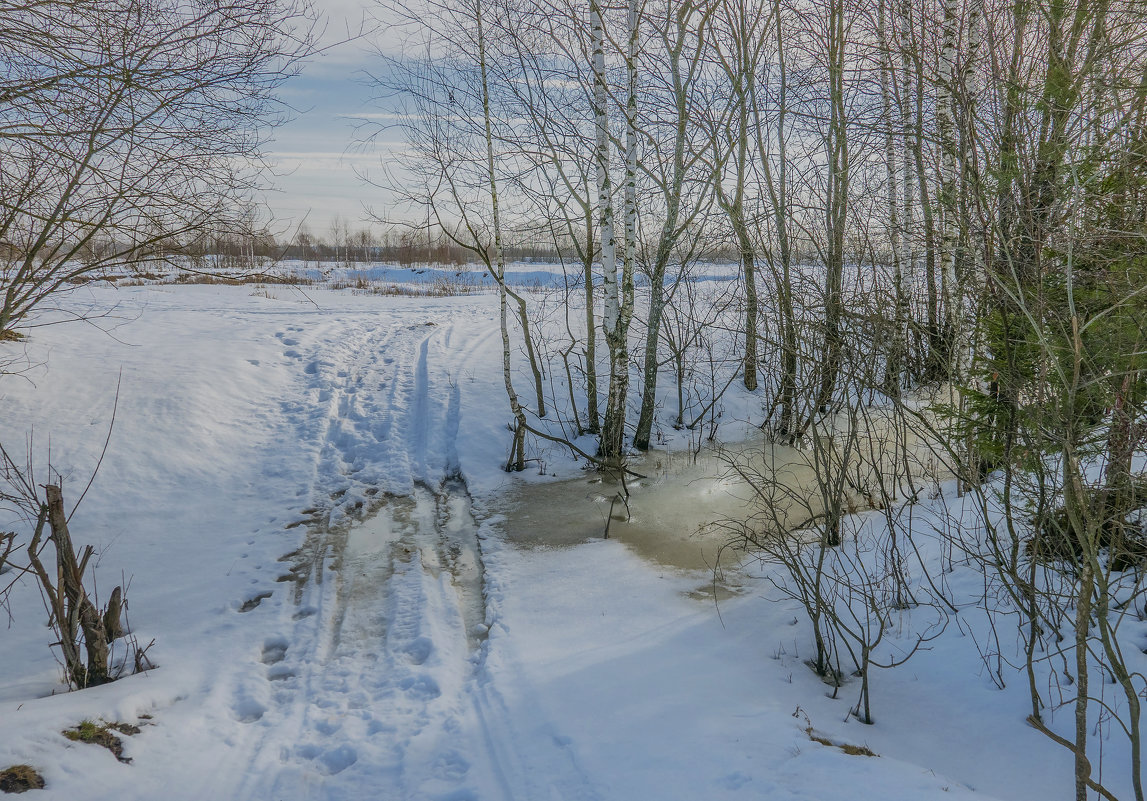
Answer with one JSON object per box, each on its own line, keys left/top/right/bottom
{"left": 214, "top": 309, "right": 597, "bottom": 800}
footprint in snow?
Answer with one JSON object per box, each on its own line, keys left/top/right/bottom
{"left": 231, "top": 694, "right": 266, "bottom": 724}
{"left": 238, "top": 591, "right": 273, "bottom": 613}
{"left": 366, "top": 718, "right": 393, "bottom": 736}
{"left": 398, "top": 674, "right": 441, "bottom": 700}
{"left": 437, "top": 789, "right": 479, "bottom": 801}
{"left": 261, "top": 637, "right": 289, "bottom": 664}
{"left": 315, "top": 719, "right": 342, "bottom": 736}
{"left": 267, "top": 665, "right": 295, "bottom": 682}
{"left": 296, "top": 744, "right": 357, "bottom": 775}
{"left": 403, "top": 637, "right": 433, "bottom": 666}
{"left": 433, "top": 750, "right": 471, "bottom": 781}
{"left": 320, "top": 745, "right": 358, "bottom": 775}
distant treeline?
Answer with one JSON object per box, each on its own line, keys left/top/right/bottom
{"left": 10, "top": 223, "right": 784, "bottom": 271}
{"left": 198, "top": 224, "right": 758, "bottom": 267}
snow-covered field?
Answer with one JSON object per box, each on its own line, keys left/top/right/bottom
{"left": 0, "top": 283, "right": 1105, "bottom": 799}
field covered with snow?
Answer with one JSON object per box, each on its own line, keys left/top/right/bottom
{"left": 0, "top": 282, "right": 1122, "bottom": 800}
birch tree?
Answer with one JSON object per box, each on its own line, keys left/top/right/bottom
{"left": 592, "top": 0, "right": 637, "bottom": 463}
{"left": 375, "top": 0, "right": 543, "bottom": 468}
{"left": 494, "top": 0, "right": 603, "bottom": 434}
{"left": 757, "top": 0, "right": 801, "bottom": 439}
{"left": 935, "top": 0, "right": 958, "bottom": 379}
{"left": 876, "top": 0, "right": 907, "bottom": 396}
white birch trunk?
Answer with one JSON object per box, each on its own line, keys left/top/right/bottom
{"left": 959, "top": 4, "right": 985, "bottom": 388}
{"left": 897, "top": 0, "right": 915, "bottom": 326}
{"left": 623, "top": 0, "right": 637, "bottom": 295}
{"left": 878, "top": 0, "right": 905, "bottom": 394}
{"left": 599, "top": 0, "right": 639, "bottom": 462}
{"left": 592, "top": 0, "right": 618, "bottom": 340}
{"left": 937, "top": 0, "right": 959, "bottom": 379}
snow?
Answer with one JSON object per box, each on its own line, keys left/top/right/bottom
{"left": 0, "top": 282, "right": 1109, "bottom": 799}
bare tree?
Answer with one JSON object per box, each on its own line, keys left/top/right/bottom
{"left": 875, "top": 0, "right": 907, "bottom": 397}
{"left": 706, "top": 0, "right": 765, "bottom": 394}
{"left": 0, "top": 0, "right": 316, "bottom": 337}
{"left": 475, "top": 0, "right": 531, "bottom": 470}
{"left": 0, "top": 429, "right": 143, "bottom": 690}
{"left": 632, "top": 0, "right": 715, "bottom": 450}
{"left": 492, "top": 1, "right": 603, "bottom": 434}
{"left": 590, "top": 0, "right": 637, "bottom": 463}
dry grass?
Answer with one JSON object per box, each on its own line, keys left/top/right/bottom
{"left": 794, "top": 707, "right": 878, "bottom": 758}
{"left": 62, "top": 720, "right": 137, "bottom": 764}
{"left": 0, "top": 765, "right": 45, "bottom": 794}
{"left": 73, "top": 264, "right": 484, "bottom": 296}
{"left": 806, "top": 728, "right": 879, "bottom": 757}
{"left": 327, "top": 275, "right": 480, "bottom": 297}
{"left": 112, "top": 270, "right": 316, "bottom": 287}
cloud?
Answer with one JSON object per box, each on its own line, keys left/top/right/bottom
{"left": 262, "top": 0, "right": 411, "bottom": 229}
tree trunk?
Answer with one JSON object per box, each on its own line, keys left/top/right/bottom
{"left": 937, "top": 0, "right": 959, "bottom": 383}
{"left": 635, "top": 5, "right": 696, "bottom": 450}
{"left": 584, "top": 223, "right": 600, "bottom": 434}
{"left": 878, "top": 0, "right": 905, "bottom": 398}
{"left": 45, "top": 485, "right": 110, "bottom": 688}
{"left": 897, "top": 0, "right": 916, "bottom": 373}
{"left": 635, "top": 279, "right": 665, "bottom": 451}
{"left": 755, "top": 0, "right": 797, "bottom": 438}
{"left": 815, "top": 0, "right": 847, "bottom": 414}
{"left": 900, "top": 0, "right": 942, "bottom": 377}
{"left": 595, "top": 0, "right": 637, "bottom": 463}
{"left": 1073, "top": 547, "right": 1093, "bottom": 801}
{"left": 741, "top": 223, "right": 760, "bottom": 393}
{"left": 506, "top": 285, "right": 547, "bottom": 418}
{"left": 714, "top": 8, "right": 759, "bottom": 395}
{"left": 739, "top": 81, "right": 759, "bottom": 394}
{"left": 476, "top": 0, "right": 528, "bottom": 471}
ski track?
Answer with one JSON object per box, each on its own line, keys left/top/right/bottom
{"left": 220, "top": 311, "right": 596, "bottom": 800}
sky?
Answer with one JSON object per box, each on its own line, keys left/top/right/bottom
{"left": 263, "top": 0, "right": 398, "bottom": 239}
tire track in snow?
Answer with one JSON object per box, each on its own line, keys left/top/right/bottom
{"left": 225, "top": 308, "right": 600, "bottom": 801}
{"left": 226, "top": 315, "right": 481, "bottom": 799}
{"left": 219, "top": 316, "right": 402, "bottom": 799}
{"left": 410, "top": 332, "right": 432, "bottom": 482}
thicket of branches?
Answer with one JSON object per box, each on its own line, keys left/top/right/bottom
{"left": 379, "top": 0, "right": 1147, "bottom": 797}
{"left": 0, "top": 0, "right": 315, "bottom": 336}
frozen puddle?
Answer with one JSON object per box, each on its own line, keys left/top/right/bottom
{"left": 502, "top": 403, "right": 947, "bottom": 596}
{"left": 501, "top": 446, "right": 765, "bottom": 598}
